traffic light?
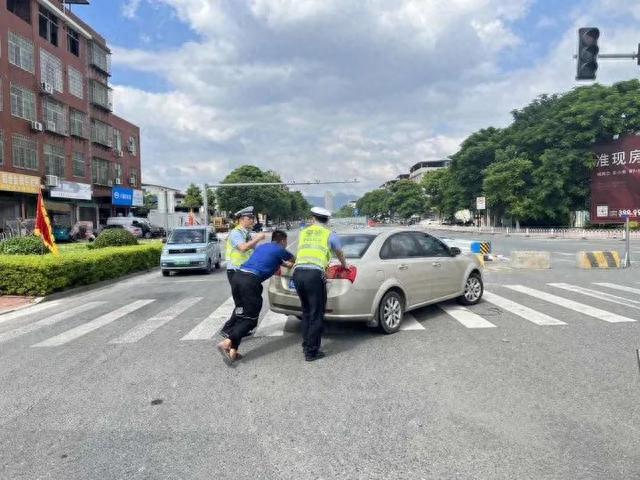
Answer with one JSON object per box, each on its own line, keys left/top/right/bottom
{"left": 576, "top": 27, "right": 600, "bottom": 80}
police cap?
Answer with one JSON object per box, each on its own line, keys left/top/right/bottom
{"left": 235, "top": 206, "right": 255, "bottom": 218}
{"left": 310, "top": 207, "right": 332, "bottom": 219}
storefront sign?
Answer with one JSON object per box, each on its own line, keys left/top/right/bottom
{"left": 112, "top": 186, "right": 134, "bottom": 206}
{"left": 132, "top": 189, "right": 144, "bottom": 207}
{"left": 592, "top": 135, "right": 640, "bottom": 223}
{"left": 0, "top": 172, "right": 41, "bottom": 194}
{"left": 50, "top": 181, "right": 92, "bottom": 200}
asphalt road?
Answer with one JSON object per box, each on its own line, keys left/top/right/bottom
{"left": 1, "top": 231, "right": 640, "bottom": 479}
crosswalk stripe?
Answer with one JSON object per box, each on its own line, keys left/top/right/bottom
{"left": 110, "top": 297, "right": 203, "bottom": 344}
{"left": 548, "top": 283, "right": 640, "bottom": 310}
{"left": 399, "top": 313, "right": 425, "bottom": 330}
{"left": 505, "top": 285, "right": 636, "bottom": 323}
{"left": 181, "top": 296, "right": 235, "bottom": 340}
{"left": 31, "top": 299, "right": 155, "bottom": 347}
{"left": 0, "top": 302, "right": 106, "bottom": 344}
{"left": 438, "top": 304, "right": 496, "bottom": 328}
{"left": 0, "top": 300, "right": 62, "bottom": 325}
{"left": 254, "top": 310, "right": 288, "bottom": 336}
{"left": 483, "top": 292, "right": 566, "bottom": 326}
{"left": 594, "top": 282, "right": 640, "bottom": 295}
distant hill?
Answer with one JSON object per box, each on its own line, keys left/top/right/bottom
{"left": 304, "top": 193, "right": 359, "bottom": 212}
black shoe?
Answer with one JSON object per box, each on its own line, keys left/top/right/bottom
{"left": 305, "top": 351, "right": 326, "bottom": 362}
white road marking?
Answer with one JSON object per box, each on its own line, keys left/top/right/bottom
{"left": 594, "top": 282, "right": 640, "bottom": 295}
{"left": 483, "top": 292, "right": 566, "bottom": 326}
{"left": 548, "top": 283, "right": 640, "bottom": 310}
{"left": 110, "top": 297, "right": 202, "bottom": 344}
{"left": 0, "top": 302, "right": 106, "bottom": 344}
{"left": 32, "top": 299, "right": 155, "bottom": 347}
{"left": 505, "top": 285, "right": 636, "bottom": 323}
{"left": 0, "top": 300, "right": 62, "bottom": 324}
{"left": 254, "top": 310, "right": 288, "bottom": 336}
{"left": 181, "top": 296, "right": 236, "bottom": 340}
{"left": 399, "top": 313, "right": 425, "bottom": 330}
{"left": 438, "top": 304, "right": 496, "bottom": 329}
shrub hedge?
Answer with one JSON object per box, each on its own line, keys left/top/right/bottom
{"left": 93, "top": 228, "right": 138, "bottom": 248}
{"left": 0, "top": 244, "right": 162, "bottom": 296}
{"left": 0, "top": 235, "right": 46, "bottom": 255}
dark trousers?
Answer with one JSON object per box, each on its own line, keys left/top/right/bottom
{"left": 292, "top": 268, "right": 326, "bottom": 356}
{"left": 221, "top": 271, "right": 263, "bottom": 348}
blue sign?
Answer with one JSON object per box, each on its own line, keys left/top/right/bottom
{"left": 112, "top": 186, "right": 134, "bottom": 206}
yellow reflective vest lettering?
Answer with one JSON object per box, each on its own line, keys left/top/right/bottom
{"left": 295, "top": 224, "right": 332, "bottom": 269}
{"left": 225, "top": 226, "right": 253, "bottom": 268}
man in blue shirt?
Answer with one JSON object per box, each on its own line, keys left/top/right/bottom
{"left": 217, "top": 230, "right": 294, "bottom": 364}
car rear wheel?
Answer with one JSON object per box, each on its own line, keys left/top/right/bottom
{"left": 377, "top": 291, "right": 403, "bottom": 334}
{"left": 458, "top": 272, "right": 483, "bottom": 305}
{"left": 205, "top": 259, "right": 213, "bottom": 274}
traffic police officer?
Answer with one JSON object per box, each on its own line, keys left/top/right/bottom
{"left": 293, "top": 207, "right": 348, "bottom": 361}
{"left": 225, "top": 206, "right": 265, "bottom": 283}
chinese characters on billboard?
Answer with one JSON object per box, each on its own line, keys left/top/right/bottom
{"left": 591, "top": 135, "right": 640, "bottom": 223}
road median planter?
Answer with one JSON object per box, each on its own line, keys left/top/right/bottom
{"left": 576, "top": 251, "right": 621, "bottom": 269}
{"left": 0, "top": 244, "right": 162, "bottom": 296}
{"left": 510, "top": 251, "right": 551, "bottom": 269}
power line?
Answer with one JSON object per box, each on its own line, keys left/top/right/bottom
{"left": 206, "top": 179, "right": 359, "bottom": 188}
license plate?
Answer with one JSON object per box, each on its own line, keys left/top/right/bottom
{"left": 174, "top": 259, "right": 190, "bottom": 266}
{"left": 288, "top": 278, "right": 296, "bottom": 291}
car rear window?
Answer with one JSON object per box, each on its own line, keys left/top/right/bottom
{"left": 337, "top": 234, "right": 376, "bottom": 258}
{"left": 168, "top": 229, "right": 206, "bottom": 244}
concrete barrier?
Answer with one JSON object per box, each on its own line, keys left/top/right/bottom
{"left": 510, "top": 251, "right": 551, "bottom": 269}
{"left": 576, "top": 251, "right": 621, "bottom": 269}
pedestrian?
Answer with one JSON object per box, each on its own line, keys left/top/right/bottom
{"left": 218, "top": 230, "right": 295, "bottom": 364}
{"left": 293, "top": 207, "right": 348, "bottom": 362}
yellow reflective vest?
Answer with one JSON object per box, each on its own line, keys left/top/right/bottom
{"left": 295, "top": 224, "right": 332, "bottom": 269}
{"left": 225, "top": 226, "right": 253, "bottom": 268}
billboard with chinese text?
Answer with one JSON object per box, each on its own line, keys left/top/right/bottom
{"left": 591, "top": 135, "right": 640, "bottom": 223}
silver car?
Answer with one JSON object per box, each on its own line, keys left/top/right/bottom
{"left": 268, "top": 229, "right": 484, "bottom": 333}
{"left": 161, "top": 226, "right": 222, "bottom": 276}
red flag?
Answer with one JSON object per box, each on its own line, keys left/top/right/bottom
{"left": 34, "top": 189, "right": 59, "bottom": 255}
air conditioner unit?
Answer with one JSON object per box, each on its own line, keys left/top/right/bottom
{"left": 116, "top": 149, "right": 123, "bottom": 158}
{"left": 30, "top": 121, "right": 44, "bottom": 132}
{"left": 114, "top": 178, "right": 122, "bottom": 185}
{"left": 129, "top": 176, "right": 136, "bottom": 186}
{"left": 46, "top": 121, "right": 57, "bottom": 132}
{"left": 107, "top": 180, "right": 114, "bottom": 187}
{"left": 41, "top": 82, "right": 54, "bottom": 95}
{"left": 127, "top": 144, "right": 135, "bottom": 153}
{"left": 45, "top": 175, "right": 60, "bottom": 188}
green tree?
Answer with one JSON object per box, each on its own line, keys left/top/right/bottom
{"left": 356, "top": 189, "right": 388, "bottom": 218}
{"left": 421, "top": 169, "right": 457, "bottom": 218}
{"left": 387, "top": 180, "right": 425, "bottom": 219}
{"left": 182, "top": 184, "right": 203, "bottom": 210}
{"left": 483, "top": 152, "right": 534, "bottom": 225}
{"left": 334, "top": 204, "right": 355, "bottom": 218}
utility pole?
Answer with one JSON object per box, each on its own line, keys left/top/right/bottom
{"left": 202, "top": 183, "right": 209, "bottom": 226}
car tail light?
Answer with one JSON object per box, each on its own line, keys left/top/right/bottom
{"left": 327, "top": 265, "right": 357, "bottom": 283}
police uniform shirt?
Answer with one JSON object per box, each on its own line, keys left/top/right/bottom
{"left": 227, "top": 227, "right": 255, "bottom": 270}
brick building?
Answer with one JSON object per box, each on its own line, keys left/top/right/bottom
{"left": 0, "top": 0, "right": 141, "bottom": 230}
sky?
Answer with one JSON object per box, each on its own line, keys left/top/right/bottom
{"left": 70, "top": 0, "right": 640, "bottom": 198}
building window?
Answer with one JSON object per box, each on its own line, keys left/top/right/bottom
{"left": 69, "top": 109, "right": 88, "bottom": 138}
{"left": 92, "top": 157, "right": 110, "bottom": 185}
{"left": 10, "top": 84, "right": 36, "bottom": 121}
{"left": 114, "top": 129, "right": 122, "bottom": 152}
{"left": 0, "top": 131, "right": 4, "bottom": 166}
{"left": 7, "top": 0, "right": 31, "bottom": 24}
{"left": 73, "top": 152, "right": 85, "bottom": 177}
{"left": 43, "top": 97, "right": 67, "bottom": 135}
{"left": 8, "top": 32, "right": 35, "bottom": 73}
{"left": 91, "top": 119, "right": 113, "bottom": 147}
{"left": 40, "top": 49, "right": 63, "bottom": 93}
{"left": 90, "top": 42, "right": 111, "bottom": 74}
{"left": 129, "top": 168, "right": 138, "bottom": 187}
{"left": 12, "top": 134, "right": 38, "bottom": 170}
{"left": 44, "top": 144, "right": 65, "bottom": 177}
{"left": 67, "top": 27, "right": 80, "bottom": 57}
{"left": 128, "top": 136, "right": 137, "bottom": 155}
{"left": 68, "top": 66, "right": 83, "bottom": 99}
{"left": 39, "top": 6, "right": 59, "bottom": 46}
{"left": 89, "top": 80, "right": 112, "bottom": 111}
{"left": 114, "top": 163, "right": 123, "bottom": 185}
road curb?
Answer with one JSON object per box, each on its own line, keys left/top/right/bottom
{"left": 0, "top": 296, "right": 44, "bottom": 316}
{"left": 44, "top": 267, "right": 160, "bottom": 302}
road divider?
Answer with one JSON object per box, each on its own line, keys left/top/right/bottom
{"left": 576, "top": 251, "right": 621, "bottom": 269}
{"left": 510, "top": 251, "right": 551, "bottom": 269}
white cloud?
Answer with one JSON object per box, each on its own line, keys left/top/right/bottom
{"left": 109, "top": 0, "right": 640, "bottom": 195}
{"left": 121, "top": 0, "right": 142, "bottom": 19}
